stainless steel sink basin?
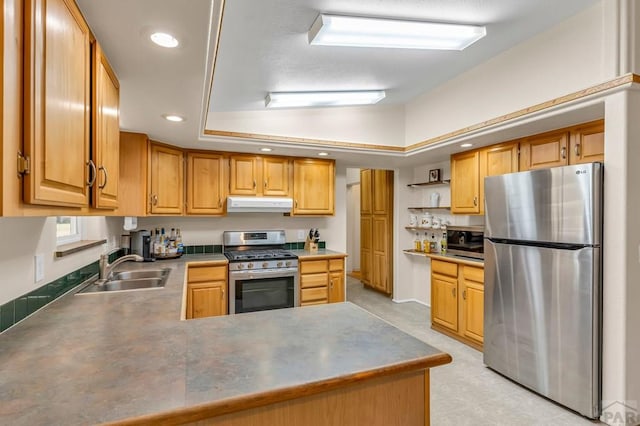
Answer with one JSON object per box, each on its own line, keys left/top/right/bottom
{"left": 77, "top": 268, "right": 171, "bottom": 294}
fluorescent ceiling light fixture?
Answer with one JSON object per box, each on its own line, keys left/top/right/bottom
{"left": 318, "top": 152, "right": 329, "bottom": 157}
{"left": 150, "top": 32, "right": 179, "bottom": 48}
{"left": 308, "top": 14, "right": 486, "bottom": 50}
{"left": 260, "top": 147, "right": 273, "bottom": 152}
{"left": 460, "top": 143, "right": 473, "bottom": 148}
{"left": 163, "top": 114, "right": 185, "bottom": 122}
{"left": 265, "top": 90, "right": 385, "bottom": 108}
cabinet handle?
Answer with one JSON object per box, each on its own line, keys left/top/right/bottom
{"left": 151, "top": 194, "right": 158, "bottom": 205}
{"left": 295, "top": 199, "right": 298, "bottom": 208}
{"left": 218, "top": 198, "right": 222, "bottom": 208}
{"left": 463, "top": 290, "right": 467, "bottom": 300}
{"left": 561, "top": 146, "right": 567, "bottom": 159}
{"left": 575, "top": 143, "right": 581, "bottom": 157}
{"left": 253, "top": 180, "right": 256, "bottom": 189}
{"left": 473, "top": 196, "right": 477, "bottom": 206}
{"left": 452, "top": 288, "right": 456, "bottom": 298}
{"left": 222, "top": 288, "right": 225, "bottom": 299}
{"left": 264, "top": 180, "right": 268, "bottom": 188}
{"left": 98, "top": 166, "right": 108, "bottom": 189}
{"left": 330, "top": 279, "right": 333, "bottom": 288}
{"left": 86, "top": 160, "right": 97, "bottom": 187}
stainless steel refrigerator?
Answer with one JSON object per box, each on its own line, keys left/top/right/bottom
{"left": 483, "top": 162, "right": 602, "bottom": 419}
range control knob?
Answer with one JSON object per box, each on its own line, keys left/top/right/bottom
{"left": 262, "top": 262, "right": 268, "bottom": 268}
{"left": 277, "top": 261, "right": 283, "bottom": 267}
{"left": 237, "top": 264, "right": 244, "bottom": 270}
{"left": 285, "top": 261, "right": 292, "bottom": 267}
{"left": 248, "top": 263, "right": 254, "bottom": 269}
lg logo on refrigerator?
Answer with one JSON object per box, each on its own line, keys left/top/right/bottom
{"left": 576, "top": 170, "right": 588, "bottom": 175}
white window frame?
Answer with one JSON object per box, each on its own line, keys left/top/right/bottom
{"left": 56, "top": 216, "right": 82, "bottom": 245}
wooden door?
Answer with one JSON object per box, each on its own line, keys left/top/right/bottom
{"left": 431, "top": 274, "right": 458, "bottom": 332}
{"left": 292, "top": 159, "right": 335, "bottom": 215}
{"left": 451, "top": 151, "right": 480, "bottom": 214}
{"left": 372, "top": 216, "right": 390, "bottom": 293}
{"left": 92, "top": 42, "right": 120, "bottom": 209}
{"left": 229, "top": 155, "right": 258, "bottom": 195}
{"left": 329, "top": 270, "right": 345, "bottom": 303}
{"left": 24, "top": 0, "right": 91, "bottom": 207}
{"left": 360, "top": 216, "right": 372, "bottom": 285}
{"left": 149, "top": 143, "right": 184, "bottom": 214}
{"left": 187, "top": 282, "right": 227, "bottom": 319}
{"left": 263, "top": 157, "right": 290, "bottom": 196}
{"left": 360, "top": 169, "right": 372, "bottom": 215}
{"left": 570, "top": 120, "right": 604, "bottom": 164}
{"left": 478, "top": 142, "right": 518, "bottom": 214}
{"left": 519, "top": 130, "right": 569, "bottom": 171}
{"left": 372, "top": 169, "right": 392, "bottom": 215}
{"left": 186, "top": 152, "right": 225, "bottom": 215}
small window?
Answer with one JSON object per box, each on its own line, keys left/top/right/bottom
{"left": 56, "top": 216, "right": 82, "bottom": 245}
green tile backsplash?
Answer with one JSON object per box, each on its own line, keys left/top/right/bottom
{"left": 0, "top": 249, "right": 122, "bottom": 333}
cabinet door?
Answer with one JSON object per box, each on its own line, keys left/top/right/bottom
{"left": 229, "top": 155, "right": 258, "bottom": 195}
{"left": 431, "top": 274, "right": 458, "bottom": 332}
{"left": 478, "top": 142, "right": 518, "bottom": 215}
{"left": 451, "top": 151, "right": 480, "bottom": 214}
{"left": 519, "top": 131, "right": 569, "bottom": 171}
{"left": 372, "top": 169, "right": 393, "bottom": 215}
{"left": 149, "top": 143, "right": 184, "bottom": 214}
{"left": 462, "top": 280, "right": 484, "bottom": 344}
{"left": 186, "top": 152, "right": 225, "bottom": 215}
{"left": 360, "top": 216, "right": 372, "bottom": 285}
{"left": 360, "top": 169, "right": 372, "bottom": 215}
{"left": 117, "top": 132, "right": 148, "bottom": 217}
{"left": 570, "top": 120, "right": 604, "bottom": 164}
{"left": 292, "top": 159, "right": 335, "bottom": 215}
{"left": 329, "top": 270, "right": 345, "bottom": 303}
{"left": 372, "top": 216, "right": 391, "bottom": 293}
{"left": 187, "top": 281, "right": 227, "bottom": 319}
{"left": 92, "top": 42, "right": 119, "bottom": 209}
{"left": 263, "top": 157, "right": 290, "bottom": 196}
{"left": 24, "top": 0, "right": 91, "bottom": 207}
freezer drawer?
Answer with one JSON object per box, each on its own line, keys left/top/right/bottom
{"left": 483, "top": 240, "right": 601, "bottom": 418}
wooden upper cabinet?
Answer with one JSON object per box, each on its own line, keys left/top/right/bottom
{"left": 570, "top": 120, "right": 604, "bottom": 164}
{"left": 148, "top": 143, "right": 184, "bottom": 215}
{"left": 478, "top": 142, "right": 519, "bottom": 215}
{"left": 229, "top": 155, "right": 259, "bottom": 195}
{"left": 372, "top": 169, "right": 393, "bottom": 215}
{"left": 451, "top": 151, "right": 480, "bottom": 214}
{"left": 23, "top": 0, "right": 91, "bottom": 207}
{"left": 519, "top": 130, "right": 569, "bottom": 171}
{"left": 262, "top": 156, "right": 290, "bottom": 196}
{"left": 292, "top": 159, "right": 335, "bottom": 215}
{"left": 92, "top": 42, "right": 120, "bottom": 209}
{"left": 186, "top": 152, "right": 226, "bottom": 215}
{"left": 360, "top": 169, "right": 372, "bottom": 215}
{"left": 117, "top": 132, "right": 148, "bottom": 217}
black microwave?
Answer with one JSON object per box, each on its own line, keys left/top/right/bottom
{"left": 446, "top": 226, "right": 484, "bottom": 260}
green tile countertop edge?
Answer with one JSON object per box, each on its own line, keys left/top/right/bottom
{"left": 0, "top": 248, "right": 127, "bottom": 332}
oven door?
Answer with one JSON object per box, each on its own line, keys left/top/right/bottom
{"left": 229, "top": 268, "right": 299, "bottom": 314}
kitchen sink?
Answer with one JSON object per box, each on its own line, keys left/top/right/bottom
{"left": 77, "top": 268, "right": 171, "bottom": 294}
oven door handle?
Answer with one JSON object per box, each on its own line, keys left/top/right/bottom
{"left": 229, "top": 268, "right": 298, "bottom": 279}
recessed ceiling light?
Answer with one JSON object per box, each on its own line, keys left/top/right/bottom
{"left": 163, "top": 114, "right": 185, "bottom": 122}
{"left": 265, "top": 90, "right": 385, "bottom": 108}
{"left": 308, "top": 14, "right": 486, "bottom": 50}
{"left": 260, "top": 148, "right": 273, "bottom": 152}
{"left": 460, "top": 143, "right": 473, "bottom": 148}
{"left": 318, "top": 152, "right": 329, "bottom": 157}
{"left": 150, "top": 32, "right": 179, "bottom": 48}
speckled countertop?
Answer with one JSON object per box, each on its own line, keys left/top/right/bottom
{"left": 0, "top": 254, "right": 449, "bottom": 425}
{"left": 288, "top": 248, "right": 347, "bottom": 259}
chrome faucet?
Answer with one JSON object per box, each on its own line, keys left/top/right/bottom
{"left": 99, "top": 252, "right": 144, "bottom": 280}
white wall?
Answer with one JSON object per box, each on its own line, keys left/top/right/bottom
{"left": 404, "top": 2, "right": 608, "bottom": 146}
{"left": 135, "top": 164, "right": 348, "bottom": 254}
{"left": 0, "top": 216, "right": 122, "bottom": 305}
{"left": 206, "top": 104, "right": 406, "bottom": 147}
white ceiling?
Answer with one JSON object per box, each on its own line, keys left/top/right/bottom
{"left": 76, "top": 0, "right": 599, "bottom": 165}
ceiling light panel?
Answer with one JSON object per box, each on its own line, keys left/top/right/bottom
{"left": 265, "top": 90, "right": 385, "bottom": 109}
{"left": 150, "top": 32, "right": 179, "bottom": 48}
{"left": 308, "top": 14, "right": 486, "bottom": 50}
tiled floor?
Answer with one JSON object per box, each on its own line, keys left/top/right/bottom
{"left": 346, "top": 277, "right": 600, "bottom": 426}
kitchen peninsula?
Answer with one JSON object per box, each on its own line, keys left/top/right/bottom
{"left": 0, "top": 257, "right": 451, "bottom": 425}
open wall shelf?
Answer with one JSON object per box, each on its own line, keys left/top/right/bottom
{"left": 407, "top": 180, "right": 450, "bottom": 188}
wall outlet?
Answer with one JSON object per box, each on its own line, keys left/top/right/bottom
{"left": 34, "top": 254, "right": 44, "bottom": 283}
{"left": 297, "top": 230, "right": 306, "bottom": 241}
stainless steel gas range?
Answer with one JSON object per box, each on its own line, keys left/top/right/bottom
{"left": 223, "top": 230, "right": 299, "bottom": 314}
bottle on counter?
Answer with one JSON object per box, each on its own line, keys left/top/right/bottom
{"left": 423, "top": 232, "right": 430, "bottom": 253}
{"left": 160, "top": 228, "right": 167, "bottom": 255}
{"left": 430, "top": 232, "right": 438, "bottom": 254}
{"left": 440, "top": 226, "right": 448, "bottom": 255}
{"left": 414, "top": 233, "right": 422, "bottom": 252}
{"left": 176, "top": 228, "right": 184, "bottom": 255}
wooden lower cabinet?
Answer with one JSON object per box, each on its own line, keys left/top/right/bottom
{"left": 299, "top": 256, "right": 345, "bottom": 306}
{"left": 430, "top": 259, "right": 484, "bottom": 349}
{"left": 185, "top": 262, "right": 228, "bottom": 319}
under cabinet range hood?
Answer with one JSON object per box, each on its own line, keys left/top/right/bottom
{"left": 226, "top": 196, "right": 293, "bottom": 213}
